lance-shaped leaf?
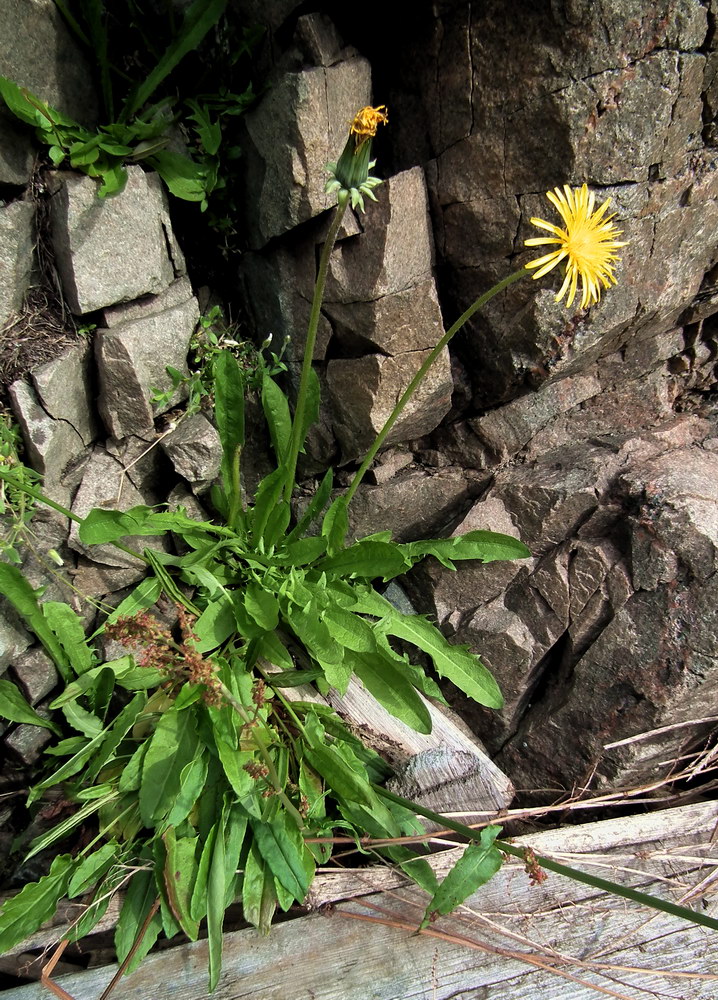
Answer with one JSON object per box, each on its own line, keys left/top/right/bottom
{"left": 139, "top": 707, "right": 200, "bottom": 826}
{"left": 0, "top": 855, "right": 74, "bottom": 954}
{"left": 0, "top": 563, "right": 71, "bottom": 678}
{"left": 0, "top": 678, "right": 60, "bottom": 733}
{"left": 346, "top": 647, "right": 432, "bottom": 734}
{"left": 402, "top": 530, "right": 530, "bottom": 569}
{"left": 316, "top": 539, "right": 410, "bottom": 581}
{"left": 421, "top": 825, "right": 503, "bottom": 928}
{"left": 163, "top": 827, "right": 200, "bottom": 940}
{"left": 381, "top": 614, "right": 503, "bottom": 708}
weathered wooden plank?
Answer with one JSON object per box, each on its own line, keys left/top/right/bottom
{"left": 4, "top": 801, "right": 716, "bottom": 999}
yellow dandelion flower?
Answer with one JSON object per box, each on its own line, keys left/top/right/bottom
{"left": 350, "top": 105, "right": 388, "bottom": 150}
{"left": 525, "top": 184, "right": 627, "bottom": 309}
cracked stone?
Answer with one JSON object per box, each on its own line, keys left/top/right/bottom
{"left": 49, "top": 167, "right": 177, "bottom": 315}
{"left": 0, "top": 602, "right": 31, "bottom": 678}
{"left": 4, "top": 700, "right": 53, "bottom": 765}
{"left": 160, "top": 412, "right": 222, "bottom": 491}
{"left": 9, "top": 378, "right": 89, "bottom": 507}
{"left": 95, "top": 287, "right": 199, "bottom": 440}
{"left": 31, "top": 339, "right": 100, "bottom": 447}
{"left": 0, "top": 200, "right": 35, "bottom": 328}
{"left": 324, "top": 278, "right": 445, "bottom": 357}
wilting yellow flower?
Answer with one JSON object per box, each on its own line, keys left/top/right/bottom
{"left": 326, "top": 105, "right": 388, "bottom": 212}
{"left": 525, "top": 184, "right": 627, "bottom": 309}
{"left": 349, "top": 105, "right": 388, "bottom": 150}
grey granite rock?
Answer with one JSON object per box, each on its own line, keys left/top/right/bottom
{"left": 0, "top": 200, "right": 35, "bottom": 328}
{"left": 9, "top": 378, "right": 88, "bottom": 507}
{"left": 0, "top": 115, "right": 34, "bottom": 186}
{"left": 0, "top": 0, "right": 99, "bottom": 123}
{"left": 241, "top": 57, "right": 371, "bottom": 247}
{"left": 68, "top": 446, "right": 163, "bottom": 574}
{"left": 326, "top": 347, "right": 453, "bottom": 463}
{"left": 12, "top": 647, "right": 58, "bottom": 705}
{"left": 31, "top": 340, "right": 99, "bottom": 447}
{"left": 160, "top": 412, "right": 221, "bottom": 491}
{"left": 0, "top": 602, "right": 32, "bottom": 678}
{"left": 95, "top": 288, "right": 199, "bottom": 440}
{"left": 49, "top": 167, "right": 177, "bottom": 315}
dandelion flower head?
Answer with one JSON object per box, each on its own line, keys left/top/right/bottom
{"left": 350, "top": 105, "right": 388, "bottom": 151}
{"left": 525, "top": 184, "right": 627, "bottom": 309}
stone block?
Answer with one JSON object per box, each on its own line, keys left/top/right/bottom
{"left": 0, "top": 200, "right": 35, "bottom": 328}
{"left": 326, "top": 168, "right": 435, "bottom": 302}
{"left": 345, "top": 466, "right": 482, "bottom": 544}
{"left": 161, "top": 412, "right": 221, "bottom": 490}
{"left": 11, "top": 647, "right": 58, "bottom": 705}
{"left": 95, "top": 289, "right": 199, "bottom": 440}
{"left": 49, "top": 167, "right": 178, "bottom": 315}
{"left": 241, "top": 57, "right": 371, "bottom": 247}
{"left": 9, "top": 378, "right": 88, "bottom": 507}
{"left": 31, "top": 339, "right": 100, "bottom": 447}
{"left": 0, "top": 114, "right": 34, "bottom": 186}
{"left": 324, "top": 278, "right": 444, "bottom": 357}
{"left": 0, "top": 601, "right": 32, "bottom": 676}
{"left": 0, "top": 0, "right": 99, "bottom": 123}
{"left": 326, "top": 346, "right": 453, "bottom": 463}
{"left": 4, "top": 706, "right": 53, "bottom": 764}
{"left": 68, "top": 446, "right": 164, "bottom": 573}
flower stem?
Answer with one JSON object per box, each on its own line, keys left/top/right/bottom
{"left": 342, "top": 267, "right": 529, "bottom": 510}
{"left": 283, "top": 194, "right": 349, "bottom": 503}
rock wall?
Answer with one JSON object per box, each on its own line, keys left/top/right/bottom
{"left": 1, "top": 0, "right": 718, "bottom": 794}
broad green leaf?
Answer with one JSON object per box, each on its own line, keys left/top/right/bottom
{"left": 321, "top": 496, "right": 348, "bottom": 554}
{"left": 276, "top": 535, "right": 327, "bottom": 567}
{"left": 285, "top": 469, "right": 333, "bottom": 545}
{"left": 163, "top": 828, "right": 200, "bottom": 940}
{"left": 256, "top": 631, "right": 293, "bottom": 670}
{"left": 97, "top": 163, "right": 128, "bottom": 197}
{"left": 0, "top": 562, "right": 71, "bottom": 678}
{"left": 0, "top": 678, "right": 60, "bottom": 733}
{"left": 190, "top": 823, "right": 217, "bottom": 923}
{"left": 251, "top": 811, "right": 312, "bottom": 902}
{"left": 193, "top": 595, "right": 236, "bottom": 653}
{"left": 383, "top": 615, "right": 503, "bottom": 709}
{"left": 61, "top": 700, "right": 102, "bottom": 738}
{"left": 303, "top": 743, "right": 375, "bottom": 810}
{"left": 348, "top": 648, "right": 432, "bottom": 734}
{"left": 166, "top": 751, "right": 208, "bottom": 827}
{"left": 68, "top": 841, "right": 120, "bottom": 898}
{"left": 29, "top": 730, "right": 107, "bottom": 802}
{"left": 317, "top": 539, "right": 410, "bottom": 582}
{"left": 79, "top": 506, "right": 175, "bottom": 544}
{"left": 103, "top": 575, "right": 162, "bottom": 627}
{"left": 139, "top": 708, "right": 200, "bottom": 826}
{"left": 118, "top": 741, "right": 149, "bottom": 793}
{"left": 403, "top": 530, "right": 530, "bottom": 568}
{"left": 213, "top": 350, "right": 245, "bottom": 502}
{"left": 262, "top": 372, "right": 291, "bottom": 462}
{"left": 114, "top": 867, "right": 162, "bottom": 974}
{"left": 0, "top": 854, "right": 74, "bottom": 954}
{"left": 86, "top": 692, "right": 147, "bottom": 781}
{"left": 320, "top": 605, "right": 375, "bottom": 653}
{"left": 43, "top": 601, "right": 93, "bottom": 675}
{"left": 284, "top": 602, "right": 348, "bottom": 691}
{"left": 215, "top": 739, "right": 254, "bottom": 799}
{"left": 242, "top": 843, "right": 276, "bottom": 933}
{"left": 265, "top": 667, "right": 323, "bottom": 687}
{"left": 251, "top": 466, "right": 285, "bottom": 544}
{"left": 244, "top": 582, "right": 279, "bottom": 631}
{"left": 421, "top": 826, "right": 503, "bottom": 928}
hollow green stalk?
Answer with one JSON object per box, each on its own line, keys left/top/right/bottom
{"left": 283, "top": 193, "right": 349, "bottom": 502}
{"left": 374, "top": 784, "right": 718, "bottom": 933}
{"left": 343, "top": 268, "right": 529, "bottom": 510}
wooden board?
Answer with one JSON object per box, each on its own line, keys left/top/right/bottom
{"left": 4, "top": 800, "right": 717, "bottom": 999}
